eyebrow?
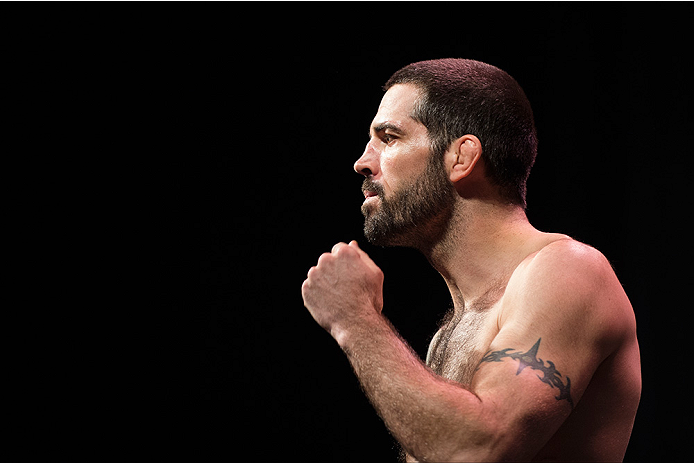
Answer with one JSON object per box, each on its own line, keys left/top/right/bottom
{"left": 368, "top": 122, "right": 407, "bottom": 139}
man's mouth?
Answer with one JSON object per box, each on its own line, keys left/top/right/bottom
{"left": 362, "top": 179, "right": 384, "bottom": 202}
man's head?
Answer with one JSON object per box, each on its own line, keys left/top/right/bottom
{"left": 355, "top": 58, "right": 537, "bottom": 247}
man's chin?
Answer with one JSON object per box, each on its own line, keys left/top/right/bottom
{"left": 361, "top": 196, "right": 381, "bottom": 216}
{"left": 363, "top": 215, "right": 404, "bottom": 247}
{"left": 363, "top": 215, "right": 386, "bottom": 246}
{"left": 364, "top": 230, "right": 409, "bottom": 248}
{"left": 363, "top": 229, "right": 392, "bottom": 247}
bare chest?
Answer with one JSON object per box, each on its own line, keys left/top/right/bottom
{"left": 426, "top": 308, "right": 500, "bottom": 386}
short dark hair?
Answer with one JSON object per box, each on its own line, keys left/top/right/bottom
{"left": 384, "top": 58, "right": 537, "bottom": 208}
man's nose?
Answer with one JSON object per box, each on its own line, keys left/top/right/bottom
{"left": 354, "top": 143, "right": 379, "bottom": 177}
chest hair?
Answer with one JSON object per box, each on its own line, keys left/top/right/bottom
{"left": 426, "top": 306, "right": 500, "bottom": 386}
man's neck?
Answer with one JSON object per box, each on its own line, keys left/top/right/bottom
{"left": 421, "top": 199, "right": 545, "bottom": 311}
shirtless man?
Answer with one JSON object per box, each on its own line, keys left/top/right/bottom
{"left": 301, "top": 59, "right": 641, "bottom": 462}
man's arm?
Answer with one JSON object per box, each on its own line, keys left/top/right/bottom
{"left": 302, "top": 240, "right": 628, "bottom": 461}
{"left": 303, "top": 242, "right": 493, "bottom": 460}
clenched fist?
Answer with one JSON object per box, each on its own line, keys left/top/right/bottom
{"left": 302, "top": 241, "right": 384, "bottom": 340}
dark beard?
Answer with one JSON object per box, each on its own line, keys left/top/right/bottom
{"left": 361, "top": 153, "right": 456, "bottom": 248}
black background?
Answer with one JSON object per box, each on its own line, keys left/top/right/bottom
{"left": 100, "top": 3, "right": 690, "bottom": 461}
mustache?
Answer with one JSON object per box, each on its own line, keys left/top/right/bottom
{"left": 362, "top": 178, "right": 385, "bottom": 197}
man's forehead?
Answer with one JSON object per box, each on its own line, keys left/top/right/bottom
{"left": 371, "top": 84, "right": 422, "bottom": 133}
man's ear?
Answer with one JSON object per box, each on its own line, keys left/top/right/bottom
{"left": 447, "top": 134, "right": 483, "bottom": 183}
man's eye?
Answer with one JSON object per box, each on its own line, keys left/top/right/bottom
{"left": 382, "top": 134, "right": 396, "bottom": 144}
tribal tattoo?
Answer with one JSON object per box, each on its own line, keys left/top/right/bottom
{"left": 478, "top": 338, "right": 574, "bottom": 408}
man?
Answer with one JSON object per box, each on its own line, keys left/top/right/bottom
{"left": 301, "top": 59, "right": 641, "bottom": 462}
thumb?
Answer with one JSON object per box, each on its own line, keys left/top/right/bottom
{"left": 349, "top": 240, "right": 380, "bottom": 272}
{"left": 349, "top": 240, "right": 369, "bottom": 262}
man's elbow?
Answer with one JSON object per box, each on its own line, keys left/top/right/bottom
{"left": 408, "top": 442, "right": 498, "bottom": 462}
{"left": 405, "top": 424, "right": 501, "bottom": 462}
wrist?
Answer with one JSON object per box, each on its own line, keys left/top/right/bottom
{"left": 331, "top": 311, "right": 388, "bottom": 350}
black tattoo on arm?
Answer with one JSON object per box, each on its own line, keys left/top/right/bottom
{"left": 478, "top": 338, "right": 574, "bottom": 409}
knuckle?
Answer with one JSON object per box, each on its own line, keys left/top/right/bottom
{"left": 334, "top": 243, "right": 355, "bottom": 258}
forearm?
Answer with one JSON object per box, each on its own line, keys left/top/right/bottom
{"left": 335, "top": 315, "right": 494, "bottom": 461}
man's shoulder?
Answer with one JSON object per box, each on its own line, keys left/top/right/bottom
{"left": 511, "top": 237, "right": 616, "bottom": 300}
{"left": 502, "top": 237, "right": 634, "bottom": 346}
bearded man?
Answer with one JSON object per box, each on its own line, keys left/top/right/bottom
{"left": 301, "top": 59, "right": 641, "bottom": 462}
